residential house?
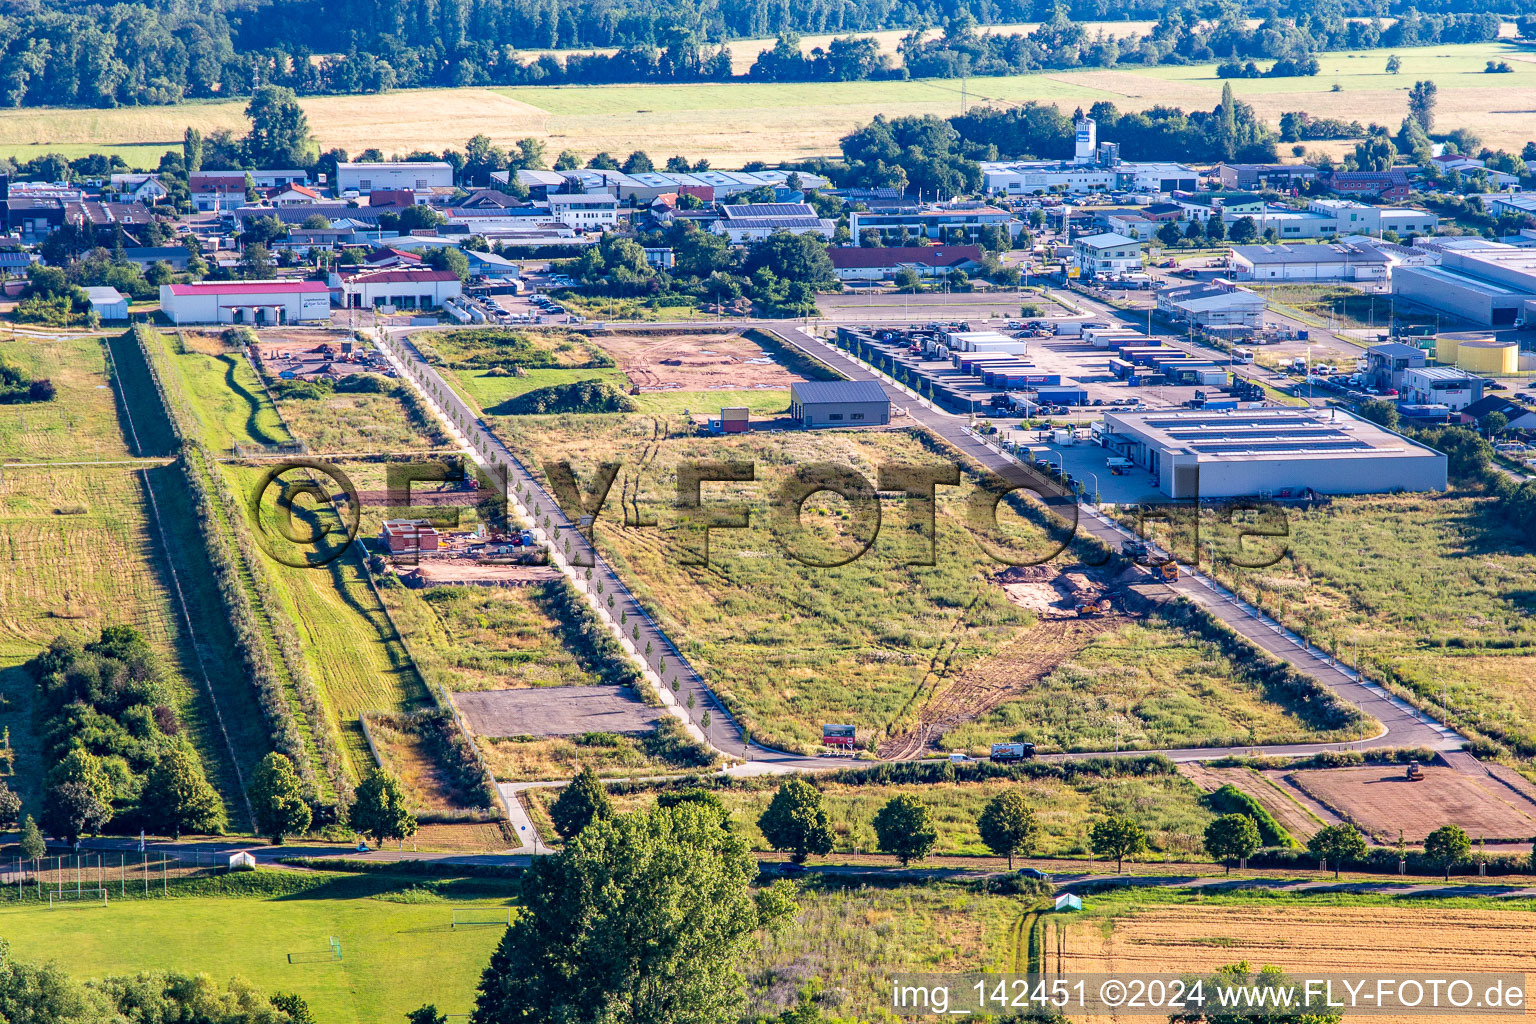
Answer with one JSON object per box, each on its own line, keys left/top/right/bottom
{"left": 1072, "top": 232, "right": 1142, "bottom": 278}
{"left": 120, "top": 246, "right": 192, "bottom": 271}
{"left": 267, "top": 183, "right": 324, "bottom": 206}
{"left": 1328, "top": 169, "right": 1415, "bottom": 202}
{"left": 714, "top": 202, "right": 833, "bottom": 243}
{"left": 545, "top": 192, "right": 621, "bottom": 231}
{"left": 109, "top": 174, "right": 170, "bottom": 205}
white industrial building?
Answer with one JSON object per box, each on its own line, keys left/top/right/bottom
{"left": 1401, "top": 367, "right": 1485, "bottom": 410}
{"left": 545, "top": 192, "right": 620, "bottom": 230}
{"left": 502, "top": 167, "right": 828, "bottom": 203}
{"left": 336, "top": 161, "right": 455, "bottom": 194}
{"left": 1156, "top": 279, "right": 1266, "bottom": 327}
{"left": 1392, "top": 243, "right": 1536, "bottom": 327}
{"left": 1072, "top": 232, "right": 1142, "bottom": 278}
{"left": 334, "top": 267, "right": 463, "bottom": 309}
{"left": 1226, "top": 241, "right": 1392, "bottom": 282}
{"left": 159, "top": 280, "right": 332, "bottom": 325}
{"left": 980, "top": 117, "right": 1196, "bottom": 195}
{"left": 1098, "top": 407, "right": 1447, "bottom": 499}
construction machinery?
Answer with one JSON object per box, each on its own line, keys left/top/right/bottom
{"left": 1062, "top": 571, "right": 1112, "bottom": 616}
{"left": 1406, "top": 762, "right": 1426, "bottom": 782}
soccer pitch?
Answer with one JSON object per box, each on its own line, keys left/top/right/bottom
{"left": 0, "top": 883, "right": 509, "bottom": 1022}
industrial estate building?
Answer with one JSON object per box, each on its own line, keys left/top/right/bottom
{"left": 789, "top": 380, "right": 891, "bottom": 428}
{"left": 336, "top": 161, "right": 455, "bottom": 194}
{"left": 1400, "top": 367, "right": 1486, "bottom": 411}
{"left": 1393, "top": 243, "right": 1536, "bottom": 327}
{"left": 1155, "top": 279, "right": 1266, "bottom": 327}
{"left": 1072, "top": 232, "right": 1142, "bottom": 278}
{"left": 1227, "top": 241, "right": 1393, "bottom": 282}
{"left": 980, "top": 118, "right": 1198, "bottom": 195}
{"left": 1364, "top": 342, "right": 1428, "bottom": 391}
{"left": 158, "top": 280, "right": 332, "bottom": 325}
{"left": 1098, "top": 407, "right": 1448, "bottom": 499}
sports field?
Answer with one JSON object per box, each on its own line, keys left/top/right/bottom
{"left": 2, "top": 42, "right": 1529, "bottom": 167}
{"left": 0, "top": 870, "right": 511, "bottom": 1023}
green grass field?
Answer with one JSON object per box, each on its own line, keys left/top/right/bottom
{"left": 539, "top": 768, "right": 1216, "bottom": 859}
{"left": 1202, "top": 493, "right": 1536, "bottom": 757}
{"left": 0, "top": 870, "right": 511, "bottom": 1023}
{"left": 0, "top": 333, "right": 130, "bottom": 462}
{"left": 476, "top": 417, "right": 1356, "bottom": 754}
{"left": 143, "top": 329, "right": 293, "bottom": 453}
{"left": 0, "top": 42, "right": 1528, "bottom": 166}
{"left": 630, "top": 389, "right": 791, "bottom": 418}
{"left": 452, "top": 366, "right": 631, "bottom": 411}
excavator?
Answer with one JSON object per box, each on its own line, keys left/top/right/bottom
{"left": 1123, "top": 540, "right": 1180, "bottom": 582}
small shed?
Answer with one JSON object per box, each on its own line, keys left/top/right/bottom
{"left": 227, "top": 851, "right": 258, "bottom": 871}
{"left": 85, "top": 285, "right": 128, "bottom": 321}
{"left": 720, "top": 407, "right": 749, "bottom": 434}
{"left": 1054, "top": 893, "right": 1082, "bottom": 912}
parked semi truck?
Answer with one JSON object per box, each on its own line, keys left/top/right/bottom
{"left": 990, "top": 742, "right": 1038, "bottom": 762}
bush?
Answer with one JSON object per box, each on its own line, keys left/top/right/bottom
{"left": 1204, "top": 784, "right": 1297, "bottom": 849}
{"left": 497, "top": 378, "right": 638, "bottom": 415}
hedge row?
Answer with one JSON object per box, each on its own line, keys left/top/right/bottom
{"left": 1205, "top": 783, "right": 1298, "bottom": 849}
{"left": 1209, "top": 748, "right": 1436, "bottom": 772}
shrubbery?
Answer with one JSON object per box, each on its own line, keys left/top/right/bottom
{"left": 497, "top": 378, "right": 637, "bottom": 415}
{"left": 0, "top": 358, "right": 54, "bottom": 404}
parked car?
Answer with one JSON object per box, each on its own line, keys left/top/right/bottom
{"left": 1018, "top": 867, "right": 1051, "bottom": 880}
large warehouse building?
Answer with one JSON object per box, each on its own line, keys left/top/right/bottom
{"left": 1098, "top": 407, "right": 1447, "bottom": 499}
{"left": 159, "top": 280, "right": 332, "bottom": 325}
{"left": 1392, "top": 243, "right": 1536, "bottom": 326}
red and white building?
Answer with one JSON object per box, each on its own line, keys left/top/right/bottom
{"left": 332, "top": 266, "right": 463, "bottom": 309}
{"left": 158, "top": 280, "right": 333, "bottom": 325}
{"left": 267, "top": 182, "right": 325, "bottom": 206}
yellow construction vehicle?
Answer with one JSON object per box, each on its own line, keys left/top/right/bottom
{"left": 1406, "top": 762, "right": 1425, "bottom": 782}
{"left": 1156, "top": 562, "right": 1180, "bottom": 583}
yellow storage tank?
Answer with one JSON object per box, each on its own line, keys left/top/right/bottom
{"left": 1435, "top": 335, "right": 1460, "bottom": 365}
{"left": 1454, "top": 339, "right": 1519, "bottom": 375}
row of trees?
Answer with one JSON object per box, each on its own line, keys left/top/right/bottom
{"left": 0, "top": 1, "right": 1501, "bottom": 108}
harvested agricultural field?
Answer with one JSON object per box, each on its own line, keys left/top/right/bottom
{"left": 6, "top": 42, "right": 1530, "bottom": 165}
{"left": 593, "top": 330, "right": 805, "bottom": 392}
{"left": 1289, "top": 764, "right": 1536, "bottom": 843}
{"left": 1064, "top": 899, "right": 1536, "bottom": 1023}
{"left": 0, "top": 332, "right": 129, "bottom": 461}
{"left": 480, "top": 718, "right": 713, "bottom": 782}
{"left": 1178, "top": 763, "right": 1328, "bottom": 842}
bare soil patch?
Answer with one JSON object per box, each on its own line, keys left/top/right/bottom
{"left": 1177, "top": 763, "right": 1328, "bottom": 841}
{"left": 595, "top": 331, "right": 804, "bottom": 391}
{"left": 399, "top": 562, "right": 561, "bottom": 586}
{"left": 455, "top": 684, "right": 662, "bottom": 737}
{"left": 1289, "top": 765, "right": 1536, "bottom": 842}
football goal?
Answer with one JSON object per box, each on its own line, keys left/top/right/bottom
{"left": 451, "top": 907, "right": 512, "bottom": 929}
{"left": 49, "top": 887, "right": 108, "bottom": 908}
{"left": 287, "top": 937, "right": 342, "bottom": 964}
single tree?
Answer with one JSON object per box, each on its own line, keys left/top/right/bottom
{"left": 239, "top": 242, "right": 274, "bottom": 279}
{"left": 1203, "top": 814, "right": 1262, "bottom": 875}
{"left": 549, "top": 764, "right": 612, "bottom": 840}
{"left": 141, "top": 744, "right": 226, "bottom": 839}
{"left": 351, "top": 767, "right": 418, "bottom": 849}
{"left": 1424, "top": 824, "right": 1471, "bottom": 882}
{"left": 1385, "top": 54, "right": 1402, "bottom": 74}
{"left": 406, "top": 1005, "right": 447, "bottom": 1024}
{"left": 19, "top": 815, "right": 46, "bottom": 862}
{"left": 622, "top": 150, "right": 655, "bottom": 174}
{"left": 0, "top": 779, "right": 20, "bottom": 827}
{"left": 42, "top": 780, "right": 109, "bottom": 847}
{"left": 1228, "top": 216, "right": 1258, "bottom": 244}
{"left": 472, "top": 803, "right": 794, "bottom": 1024}
{"left": 757, "top": 778, "right": 835, "bottom": 864}
{"left": 554, "top": 149, "right": 581, "bottom": 170}
{"left": 977, "top": 790, "right": 1039, "bottom": 869}
{"left": 1407, "top": 79, "right": 1438, "bottom": 132}
{"left": 1204, "top": 215, "right": 1225, "bottom": 242}
{"left": 895, "top": 266, "right": 923, "bottom": 293}
{"left": 1306, "top": 823, "right": 1367, "bottom": 878}
{"left": 244, "top": 85, "right": 317, "bottom": 166}
{"left": 1157, "top": 220, "right": 1184, "bottom": 247}
{"left": 248, "top": 753, "right": 312, "bottom": 845}
{"left": 1090, "top": 816, "right": 1148, "bottom": 874}
{"left": 872, "top": 795, "right": 938, "bottom": 866}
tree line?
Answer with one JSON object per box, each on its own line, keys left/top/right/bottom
{"left": 0, "top": 0, "right": 1503, "bottom": 107}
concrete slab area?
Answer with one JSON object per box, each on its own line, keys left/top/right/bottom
{"left": 455, "top": 685, "right": 663, "bottom": 738}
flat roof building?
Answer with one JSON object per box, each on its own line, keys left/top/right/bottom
{"left": 1073, "top": 232, "right": 1141, "bottom": 278}
{"left": 1364, "top": 342, "right": 1427, "bottom": 391}
{"left": 337, "top": 162, "right": 454, "bottom": 194}
{"left": 1392, "top": 243, "right": 1536, "bottom": 327}
{"left": 1156, "top": 279, "right": 1266, "bottom": 327}
{"left": 1227, "top": 242, "right": 1392, "bottom": 282}
{"left": 159, "top": 279, "right": 332, "bottom": 326}
{"left": 1401, "top": 367, "right": 1485, "bottom": 411}
{"left": 84, "top": 286, "right": 127, "bottom": 321}
{"left": 1100, "top": 407, "right": 1447, "bottom": 499}
{"left": 789, "top": 380, "right": 891, "bottom": 428}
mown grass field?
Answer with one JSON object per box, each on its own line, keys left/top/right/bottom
{"left": 1199, "top": 493, "right": 1536, "bottom": 756}
{"left": 227, "top": 461, "right": 434, "bottom": 781}
{"left": 452, "top": 365, "right": 631, "bottom": 411}
{"left": 144, "top": 329, "right": 293, "bottom": 453}
{"left": 630, "top": 389, "right": 791, "bottom": 418}
{"left": 0, "top": 333, "right": 129, "bottom": 462}
{"left": 2, "top": 42, "right": 1529, "bottom": 167}
{"left": 536, "top": 769, "right": 1216, "bottom": 859}
{"left": 0, "top": 869, "right": 511, "bottom": 1024}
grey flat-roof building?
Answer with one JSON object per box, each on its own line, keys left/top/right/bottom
{"left": 790, "top": 380, "right": 890, "bottom": 428}
{"left": 1392, "top": 244, "right": 1536, "bottom": 327}
{"left": 84, "top": 286, "right": 127, "bottom": 321}
{"left": 1156, "top": 279, "right": 1266, "bottom": 327}
{"left": 1100, "top": 407, "right": 1446, "bottom": 499}
{"left": 1365, "top": 342, "right": 1427, "bottom": 391}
